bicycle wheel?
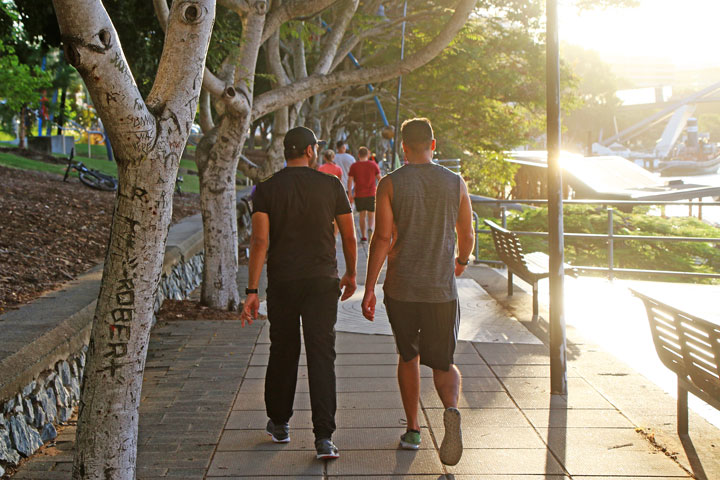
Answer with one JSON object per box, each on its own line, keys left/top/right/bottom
{"left": 79, "top": 171, "right": 118, "bottom": 191}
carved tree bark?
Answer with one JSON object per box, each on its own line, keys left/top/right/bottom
{"left": 196, "top": 1, "right": 267, "bottom": 310}
{"left": 52, "top": 1, "right": 215, "bottom": 478}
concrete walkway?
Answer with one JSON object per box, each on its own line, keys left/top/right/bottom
{"left": 14, "top": 317, "right": 696, "bottom": 479}
{"left": 9, "top": 233, "right": 718, "bottom": 479}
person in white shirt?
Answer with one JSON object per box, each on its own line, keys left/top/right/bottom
{"left": 334, "top": 140, "right": 356, "bottom": 195}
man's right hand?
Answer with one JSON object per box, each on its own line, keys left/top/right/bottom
{"left": 241, "top": 294, "right": 259, "bottom": 327}
{"left": 361, "top": 289, "right": 376, "bottom": 321}
{"left": 339, "top": 272, "right": 356, "bottom": 301}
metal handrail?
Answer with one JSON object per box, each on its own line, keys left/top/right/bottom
{"left": 473, "top": 198, "right": 720, "bottom": 207}
{"left": 473, "top": 198, "right": 720, "bottom": 280}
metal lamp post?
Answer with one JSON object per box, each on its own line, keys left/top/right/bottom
{"left": 546, "top": 0, "right": 568, "bottom": 395}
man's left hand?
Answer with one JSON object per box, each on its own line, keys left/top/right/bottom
{"left": 241, "top": 293, "right": 259, "bottom": 327}
{"left": 339, "top": 272, "right": 356, "bottom": 300}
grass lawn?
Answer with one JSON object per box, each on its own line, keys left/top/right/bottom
{"left": 0, "top": 146, "right": 250, "bottom": 195}
{"left": 0, "top": 152, "right": 67, "bottom": 176}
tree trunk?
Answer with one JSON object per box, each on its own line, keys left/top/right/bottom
{"left": 196, "top": 114, "right": 247, "bottom": 311}
{"left": 52, "top": 1, "right": 215, "bottom": 478}
{"left": 18, "top": 106, "right": 27, "bottom": 148}
{"left": 57, "top": 88, "right": 67, "bottom": 135}
{"left": 265, "top": 106, "right": 289, "bottom": 175}
{"left": 195, "top": 3, "right": 267, "bottom": 309}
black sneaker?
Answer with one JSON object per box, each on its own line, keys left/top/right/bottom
{"left": 315, "top": 438, "right": 339, "bottom": 460}
{"left": 265, "top": 419, "right": 290, "bottom": 443}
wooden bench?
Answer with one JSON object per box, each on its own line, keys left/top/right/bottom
{"left": 484, "top": 220, "right": 576, "bottom": 322}
{"left": 630, "top": 289, "right": 720, "bottom": 435}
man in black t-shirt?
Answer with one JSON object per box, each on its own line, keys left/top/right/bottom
{"left": 241, "top": 126, "right": 357, "bottom": 461}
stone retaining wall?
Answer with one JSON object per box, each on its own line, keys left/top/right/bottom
{"left": 0, "top": 217, "right": 206, "bottom": 473}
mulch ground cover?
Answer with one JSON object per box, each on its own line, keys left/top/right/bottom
{"left": 0, "top": 164, "right": 201, "bottom": 314}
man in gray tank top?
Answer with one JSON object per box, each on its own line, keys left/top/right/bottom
{"left": 361, "top": 118, "right": 474, "bottom": 465}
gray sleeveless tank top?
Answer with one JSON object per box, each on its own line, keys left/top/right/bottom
{"left": 383, "top": 163, "right": 461, "bottom": 303}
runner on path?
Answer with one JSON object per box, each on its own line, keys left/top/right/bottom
{"left": 241, "top": 126, "right": 358, "bottom": 461}
{"left": 347, "top": 146, "right": 382, "bottom": 242}
{"left": 318, "top": 149, "right": 343, "bottom": 180}
{"left": 334, "top": 140, "right": 356, "bottom": 197}
{"left": 360, "top": 118, "right": 474, "bottom": 466}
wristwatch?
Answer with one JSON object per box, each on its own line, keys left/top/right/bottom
{"left": 456, "top": 257, "right": 469, "bottom": 266}
{"left": 245, "top": 288, "right": 259, "bottom": 295}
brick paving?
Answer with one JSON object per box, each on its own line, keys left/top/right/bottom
{"left": 11, "top": 318, "right": 262, "bottom": 480}
{"left": 8, "top": 232, "right": 715, "bottom": 478}
{"left": 10, "top": 306, "right": 700, "bottom": 479}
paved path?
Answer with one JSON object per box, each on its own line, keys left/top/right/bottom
{"left": 9, "top": 227, "right": 713, "bottom": 478}
{"left": 15, "top": 320, "right": 694, "bottom": 479}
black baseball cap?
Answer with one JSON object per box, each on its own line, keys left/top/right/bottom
{"left": 284, "top": 126, "right": 326, "bottom": 153}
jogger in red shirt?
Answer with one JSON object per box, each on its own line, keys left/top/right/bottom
{"left": 348, "top": 146, "right": 382, "bottom": 242}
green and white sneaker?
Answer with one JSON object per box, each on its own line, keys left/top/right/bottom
{"left": 399, "top": 429, "right": 421, "bottom": 450}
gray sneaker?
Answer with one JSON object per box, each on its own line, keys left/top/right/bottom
{"left": 315, "top": 438, "right": 339, "bottom": 460}
{"left": 266, "top": 419, "right": 290, "bottom": 443}
{"left": 439, "top": 407, "right": 462, "bottom": 465}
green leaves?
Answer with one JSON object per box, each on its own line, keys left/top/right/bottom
{"left": 475, "top": 205, "right": 720, "bottom": 283}
{"left": 0, "top": 40, "right": 52, "bottom": 114}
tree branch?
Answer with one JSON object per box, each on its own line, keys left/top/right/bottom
{"left": 313, "top": 0, "right": 358, "bottom": 75}
{"left": 153, "top": 0, "right": 227, "bottom": 101}
{"left": 330, "top": 10, "right": 436, "bottom": 72}
{"left": 318, "top": 91, "right": 384, "bottom": 115}
{"left": 261, "top": 0, "right": 338, "bottom": 44}
{"left": 231, "top": 1, "right": 268, "bottom": 113}
{"left": 291, "top": 24, "right": 308, "bottom": 81}
{"left": 53, "top": 0, "right": 152, "bottom": 163}
{"left": 253, "top": 0, "right": 478, "bottom": 119}
{"left": 266, "top": 30, "right": 290, "bottom": 86}
{"left": 152, "top": 0, "right": 170, "bottom": 31}
{"left": 146, "top": 0, "right": 216, "bottom": 140}
{"left": 199, "top": 89, "right": 215, "bottom": 133}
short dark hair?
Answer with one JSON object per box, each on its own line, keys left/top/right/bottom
{"left": 336, "top": 140, "right": 345, "bottom": 149}
{"left": 358, "top": 146, "right": 369, "bottom": 158}
{"left": 401, "top": 118, "right": 433, "bottom": 151}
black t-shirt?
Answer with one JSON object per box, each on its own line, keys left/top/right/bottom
{"left": 252, "top": 167, "right": 351, "bottom": 283}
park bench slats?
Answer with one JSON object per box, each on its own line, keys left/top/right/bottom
{"left": 631, "top": 289, "right": 720, "bottom": 434}
{"left": 484, "top": 219, "right": 576, "bottom": 322}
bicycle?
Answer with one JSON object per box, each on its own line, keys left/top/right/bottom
{"left": 63, "top": 148, "right": 119, "bottom": 192}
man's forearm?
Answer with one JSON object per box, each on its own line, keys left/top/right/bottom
{"left": 247, "top": 239, "right": 268, "bottom": 289}
{"left": 341, "top": 236, "right": 357, "bottom": 276}
{"left": 365, "top": 235, "right": 391, "bottom": 289}
{"left": 457, "top": 233, "right": 474, "bottom": 262}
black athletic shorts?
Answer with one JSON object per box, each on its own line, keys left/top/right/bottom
{"left": 383, "top": 295, "right": 460, "bottom": 371}
{"left": 354, "top": 196, "right": 375, "bottom": 212}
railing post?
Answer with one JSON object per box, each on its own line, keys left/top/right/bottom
{"left": 607, "top": 207, "right": 614, "bottom": 281}
{"left": 698, "top": 197, "right": 703, "bottom": 221}
{"left": 501, "top": 206, "right": 507, "bottom": 228}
